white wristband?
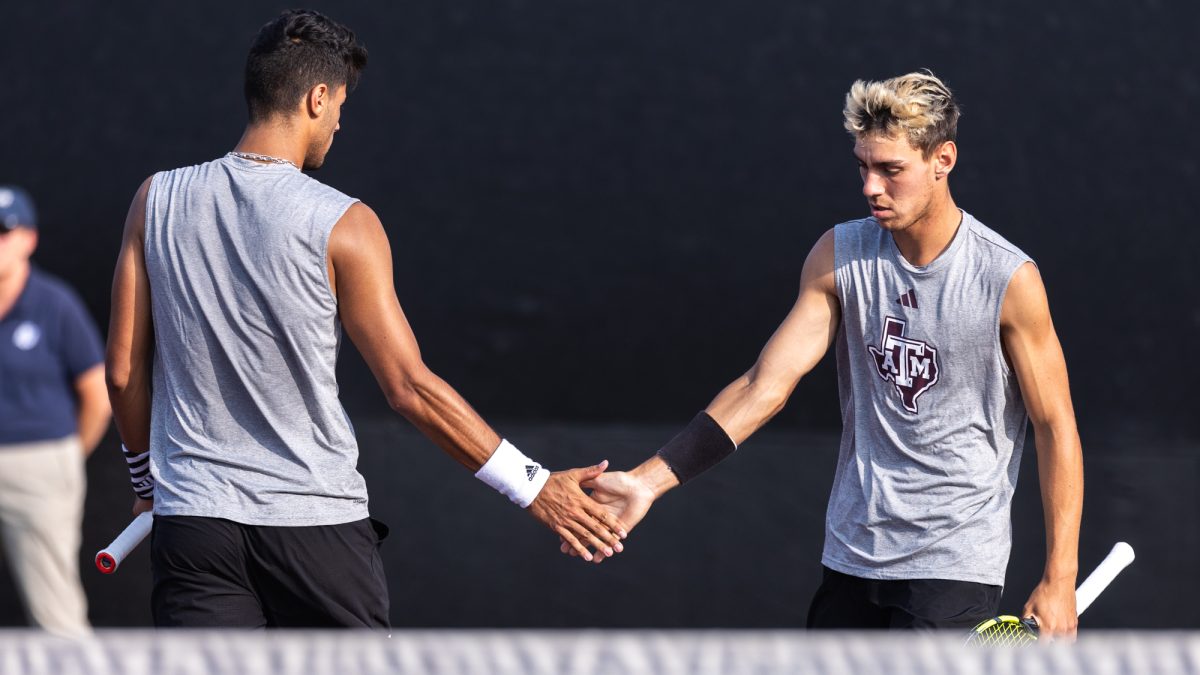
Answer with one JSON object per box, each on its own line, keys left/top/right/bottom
{"left": 475, "top": 439, "right": 550, "bottom": 508}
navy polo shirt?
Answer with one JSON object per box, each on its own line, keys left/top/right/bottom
{"left": 0, "top": 267, "right": 105, "bottom": 445}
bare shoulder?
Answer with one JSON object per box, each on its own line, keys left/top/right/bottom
{"left": 800, "top": 228, "right": 837, "bottom": 294}
{"left": 335, "top": 201, "right": 383, "bottom": 232}
{"left": 122, "top": 175, "right": 155, "bottom": 241}
{"left": 810, "top": 227, "right": 836, "bottom": 257}
{"left": 1001, "top": 262, "right": 1051, "bottom": 330}
{"left": 329, "top": 202, "right": 388, "bottom": 256}
{"left": 135, "top": 175, "right": 154, "bottom": 200}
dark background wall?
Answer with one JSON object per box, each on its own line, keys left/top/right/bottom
{"left": 0, "top": 1, "right": 1196, "bottom": 628}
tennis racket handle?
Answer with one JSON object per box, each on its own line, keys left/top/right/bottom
{"left": 95, "top": 512, "right": 153, "bottom": 574}
{"left": 1075, "top": 541, "right": 1135, "bottom": 615}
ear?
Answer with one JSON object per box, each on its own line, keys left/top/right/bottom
{"left": 306, "top": 83, "right": 331, "bottom": 119}
{"left": 933, "top": 141, "right": 957, "bottom": 179}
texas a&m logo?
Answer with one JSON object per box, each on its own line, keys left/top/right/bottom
{"left": 867, "top": 316, "right": 940, "bottom": 414}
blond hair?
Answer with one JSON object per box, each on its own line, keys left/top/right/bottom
{"left": 843, "top": 71, "right": 959, "bottom": 157}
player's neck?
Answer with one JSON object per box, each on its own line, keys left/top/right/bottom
{"left": 233, "top": 121, "right": 307, "bottom": 168}
{"left": 891, "top": 195, "right": 962, "bottom": 268}
{"left": 0, "top": 260, "right": 31, "bottom": 320}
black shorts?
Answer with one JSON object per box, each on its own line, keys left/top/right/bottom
{"left": 806, "top": 566, "right": 1001, "bottom": 630}
{"left": 151, "top": 515, "right": 390, "bottom": 629}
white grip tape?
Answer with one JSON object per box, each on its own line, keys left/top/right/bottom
{"left": 475, "top": 439, "right": 550, "bottom": 508}
{"left": 1076, "top": 541, "right": 1135, "bottom": 616}
{"left": 95, "top": 512, "right": 153, "bottom": 574}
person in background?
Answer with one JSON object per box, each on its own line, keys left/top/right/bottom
{"left": 0, "top": 185, "right": 111, "bottom": 636}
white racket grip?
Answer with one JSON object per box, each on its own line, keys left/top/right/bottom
{"left": 1076, "top": 541, "right": 1135, "bottom": 615}
{"left": 95, "top": 512, "right": 153, "bottom": 574}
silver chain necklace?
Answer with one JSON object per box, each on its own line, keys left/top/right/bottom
{"left": 226, "top": 151, "right": 298, "bottom": 169}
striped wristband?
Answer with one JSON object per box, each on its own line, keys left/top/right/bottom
{"left": 474, "top": 439, "right": 550, "bottom": 508}
{"left": 122, "top": 445, "right": 155, "bottom": 500}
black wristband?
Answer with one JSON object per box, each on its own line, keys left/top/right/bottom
{"left": 655, "top": 412, "right": 737, "bottom": 485}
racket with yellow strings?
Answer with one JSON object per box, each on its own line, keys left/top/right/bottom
{"left": 966, "top": 542, "right": 1135, "bottom": 646}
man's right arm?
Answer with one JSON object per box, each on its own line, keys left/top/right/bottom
{"left": 577, "top": 228, "right": 841, "bottom": 547}
{"left": 705, "top": 227, "right": 840, "bottom": 442}
{"left": 328, "top": 203, "right": 626, "bottom": 560}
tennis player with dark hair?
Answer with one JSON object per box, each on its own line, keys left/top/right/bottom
{"left": 575, "top": 72, "right": 1084, "bottom": 637}
{"left": 107, "top": 9, "right": 625, "bottom": 628}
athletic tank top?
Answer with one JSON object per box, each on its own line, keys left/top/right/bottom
{"left": 143, "top": 155, "right": 366, "bottom": 526}
{"left": 826, "top": 211, "right": 1031, "bottom": 585}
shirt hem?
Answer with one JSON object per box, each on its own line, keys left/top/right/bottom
{"left": 153, "top": 504, "right": 370, "bottom": 527}
{"left": 822, "top": 554, "right": 1005, "bottom": 587}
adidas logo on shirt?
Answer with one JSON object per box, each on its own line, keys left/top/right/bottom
{"left": 896, "top": 289, "right": 918, "bottom": 309}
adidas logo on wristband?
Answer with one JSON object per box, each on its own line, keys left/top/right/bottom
{"left": 476, "top": 440, "right": 549, "bottom": 508}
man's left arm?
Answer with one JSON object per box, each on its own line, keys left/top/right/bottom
{"left": 106, "top": 177, "right": 156, "bottom": 515}
{"left": 1000, "top": 262, "right": 1084, "bottom": 639}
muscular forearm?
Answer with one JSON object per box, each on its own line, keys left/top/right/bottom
{"left": 390, "top": 366, "right": 626, "bottom": 555}
{"left": 1032, "top": 420, "right": 1084, "bottom": 582}
{"left": 107, "top": 373, "right": 152, "bottom": 453}
{"left": 627, "top": 372, "right": 791, "bottom": 499}
{"left": 704, "top": 370, "right": 794, "bottom": 445}
{"left": 387, "top": 368, "right": 501, "bottom": 470}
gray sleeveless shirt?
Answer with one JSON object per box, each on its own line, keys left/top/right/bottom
{"left": 826, "top": 211, "right": 1031, "bottom": 585}
{"left": 143, "top": 155, "right": 367, "bottom": 526}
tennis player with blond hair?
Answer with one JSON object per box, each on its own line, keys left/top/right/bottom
{"left": 578, "top": 71, "right": 1084, "bottom": 636}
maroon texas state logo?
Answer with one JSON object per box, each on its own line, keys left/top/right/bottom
{"left": 867, "top": 316, "right": 940, "bottom": 413}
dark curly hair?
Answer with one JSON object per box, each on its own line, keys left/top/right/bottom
{"left": 244, "top": 9, "right": 368, "bottom": 122}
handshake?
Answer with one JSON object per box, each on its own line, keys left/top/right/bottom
{"left": 529, "top": 458, "right": 662, "bottom": 564}
{"left": 498, "top": 412, "right": 735, "bottom": 562}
